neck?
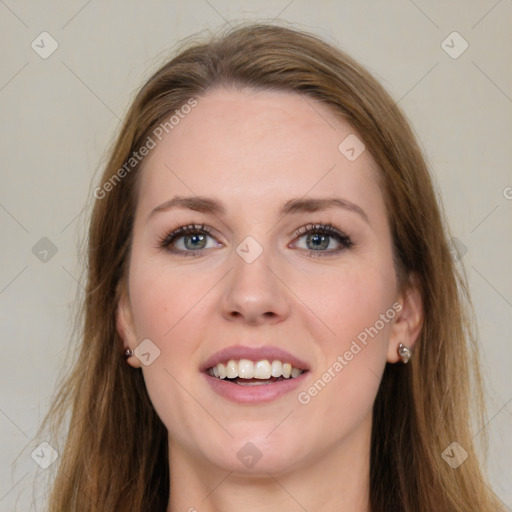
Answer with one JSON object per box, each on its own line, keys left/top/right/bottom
{"left": 166, "top": 419, "right": 371, "bottom": 512}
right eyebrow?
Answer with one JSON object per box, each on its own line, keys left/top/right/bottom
{"left": 148, "top": 196, "right": 225, "bottom": 221}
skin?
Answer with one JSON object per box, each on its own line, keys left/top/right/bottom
{"left": 117, "top": 88, "right": 423, "bottom": 512}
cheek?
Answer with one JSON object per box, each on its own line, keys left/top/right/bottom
{"left": 292, "top": 256, "right": 395, "bottom": 413}
{"left": 293, "top": 257, "right": 396, "bottom": 348}
{"left": 126, "top": 259, "right": 213, "bottom": 439}
{"left": 127, "top": 252, "right": 209, "bottom": 341}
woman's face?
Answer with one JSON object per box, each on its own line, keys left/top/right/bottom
{"left": 118, "top": 88, "right": 413, "bottom": 476}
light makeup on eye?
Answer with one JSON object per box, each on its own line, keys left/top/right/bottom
{"left": 157, "top": 222, "right": 355, "bottom": 257}
{"left": 290, "top": 223, "right": 354, "bottom": 257}
{"left": 157, "top": 224, "right": 222, "bottom": 256}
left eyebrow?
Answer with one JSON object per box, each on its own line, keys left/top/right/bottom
{"left": 280, "top": 197, "right": 369, "bottom": 224}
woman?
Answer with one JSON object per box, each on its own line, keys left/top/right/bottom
{"left": 39, "top": 23, "right": 503, "bottom": 511}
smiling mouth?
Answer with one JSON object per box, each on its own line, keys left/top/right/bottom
{"left": 207, "top": 358, "right": 305, "bottom": 385}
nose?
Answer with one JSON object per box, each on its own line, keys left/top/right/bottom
{"left": 219, "top": 245, "right": 291, "bottom": 326}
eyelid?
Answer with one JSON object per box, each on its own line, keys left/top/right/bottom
{"left": 157, "top": 223, "right": 220, "bottom": 251}
{"left": 290, "top": 223, "right": 355, "bottom": 255}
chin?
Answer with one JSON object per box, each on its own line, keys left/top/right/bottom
{"left": 200, "top": 430, "right": 307, "bottom": 475}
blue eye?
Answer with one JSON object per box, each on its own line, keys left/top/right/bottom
{"left": 293, "top": 223, "right": 354, "bottom": 256}
{"left": 159, "top": 224, "right": 220, "bottom": 255}
{"left": 158, "top": 222, "right": 354, "bottom": 257}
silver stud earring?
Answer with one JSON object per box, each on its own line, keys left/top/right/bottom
{"left": 124, "top": 348, "right": 134, "bottom": 359}
{"left": 398, "top": 343, "right": 412, "bottom": 364}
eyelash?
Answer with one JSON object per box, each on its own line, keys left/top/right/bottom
{"left": 293, "top": 223, "right": 354, "bottom": 257}
{"left": 157, "top": 224, "right": 215, "bottom": 256}
{"left": 157, "top": 222, "right": 354, "bottom": 257}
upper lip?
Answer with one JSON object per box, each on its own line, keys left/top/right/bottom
{"left": 201, "top": 345, "right": 310, "bottom": 372}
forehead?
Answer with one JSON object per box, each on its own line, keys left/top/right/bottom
{"left": 136, "top": 88, "right": 384, "bottom": 219}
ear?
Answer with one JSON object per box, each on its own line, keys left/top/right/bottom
{"left": 116, "top": 288, "right": 142, "bottom": 369}
{"left": 387, "top": 273, "right": 423, "bottom": 363}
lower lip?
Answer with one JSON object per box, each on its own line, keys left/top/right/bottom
{"left": 203, "top": 372, "right": 308, "bottom": 403}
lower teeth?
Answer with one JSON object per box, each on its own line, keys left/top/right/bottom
{"left": 236, "top": 380, "right": 274, "bottom": 386}
{"left": 232, "top": 376, "right": 284, "bottom": 386}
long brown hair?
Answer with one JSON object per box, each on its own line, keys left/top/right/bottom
{"left": 38, "top": 23, "right": 503, "bottom": 511}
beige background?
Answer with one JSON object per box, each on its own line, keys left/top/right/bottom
{"left": 0, "top": 1, "right": 511, "bottom": 510}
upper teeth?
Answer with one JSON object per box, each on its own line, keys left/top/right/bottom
{"left": 208, "top": 359, "right": 304, "bottom": 379}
